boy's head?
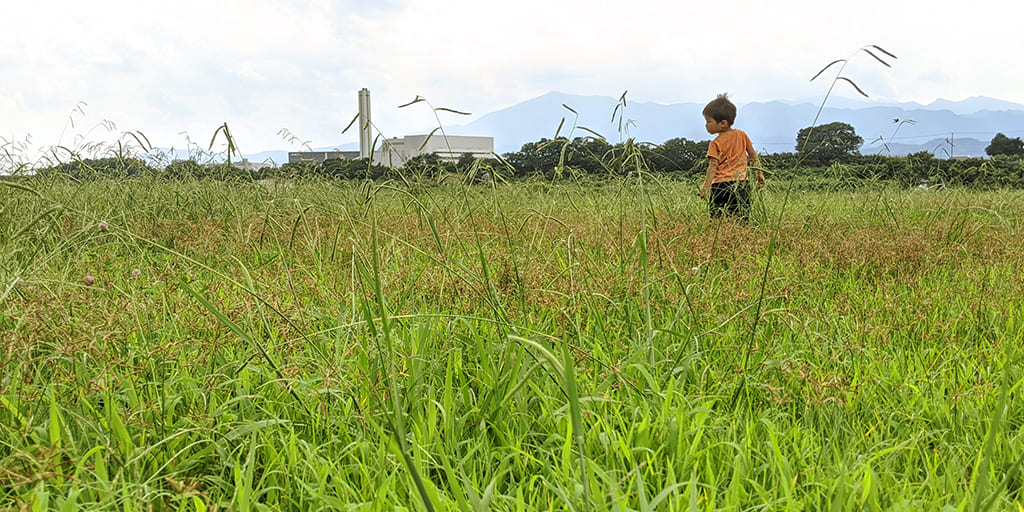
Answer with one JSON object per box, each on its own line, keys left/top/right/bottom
{"left": 702, "top": 93, "right": 736, "bottom": 126}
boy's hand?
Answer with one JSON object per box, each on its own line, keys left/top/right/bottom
{"left": 757, "top": 173, "right": 766, "bottom": 188}
{"left": 698, "top": 186, "right": 709, "bottom": 199}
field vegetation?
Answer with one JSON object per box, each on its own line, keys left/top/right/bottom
{"left": 2, "top": 169, "right": 1023, "bottom": 510}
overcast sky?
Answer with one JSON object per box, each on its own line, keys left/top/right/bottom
{"left": 2, "top": 0, "right": 1022, "bottom": 161}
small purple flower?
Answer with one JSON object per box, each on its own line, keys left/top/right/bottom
{"left": 84, "top": 275, "right": 95, "bottom": 286}
{"left": 98, "top": 222, "right": 109, "bottom": 231}
{"left": 131, "top": 268, "right": 142, "bottom": 278}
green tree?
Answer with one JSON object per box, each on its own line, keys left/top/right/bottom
{"left": 503, "top": 137, "right": 630, "bottom": 178}
{"left": 571, "top": 137, "right": 615, "bottom": 175}
{"left": 404, "top": 153, "right": 457, "bottom": 179}
{"left": 502, "top": 137, "right": 575, "bottom": 178}
{"left": 648, "top": 137, "right": 709, "bottom": 175}
{"left": 985, "top": 133, "right": 1024, "bottom": 157}
{"left": 34, "top": 157, "right": 154, "bottom": 179}
{"left": 795, "top": 122, "right": 863, "bottom": 166}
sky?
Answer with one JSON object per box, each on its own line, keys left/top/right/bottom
{"left": 2, "top": 0, "right": 1022, "bottom": 164}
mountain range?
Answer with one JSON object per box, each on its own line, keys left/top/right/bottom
{"left": 244, "top": 92, "right": 1024, "bottom": 165}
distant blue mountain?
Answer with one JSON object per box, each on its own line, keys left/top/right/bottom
{"left": 862, "top": 137, "right": 990, "bottom": 158}
{"left": 445, "top": 92, "right": 707, "bottom": 152}
{"left": 443, "top": 92, "right": 1024, "bottom": 157}
{"left": 923, "top": 96, "right": 1024, "bottom": 115}
{"left": 241, "top": 92, "right": 1024, "bottom": 162}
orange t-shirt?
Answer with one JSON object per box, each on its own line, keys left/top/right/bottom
{"left": 706, "top": 129, "right": 752, "bottom": 183}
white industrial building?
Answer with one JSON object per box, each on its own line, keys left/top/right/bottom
{"left": 373, "top": 134, "right": 494, "bottom": 166}
{"left": 288, "top": 151, "right": 359, "bottom": 164}
{"left": 289, "top": 88, "right": 494, "bottom": 167}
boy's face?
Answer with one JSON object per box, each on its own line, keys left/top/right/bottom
{"left": 704, "top": 115, "right": 729, "bottom": 135}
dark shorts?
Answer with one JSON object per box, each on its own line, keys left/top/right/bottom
{"left": 709, "top": 180, "right": 751, "bottom": 219}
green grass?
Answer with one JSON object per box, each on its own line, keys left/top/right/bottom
{"left": 2, "top": 175, "right": 1023, "bottom": 510}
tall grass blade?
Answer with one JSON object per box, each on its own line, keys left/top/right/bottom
{"left": 417, "top": 127, "right": 443, "bottom": 151}
{"left": 434, "top": 107, "right": 471, "bottom": 116}
{"left": 861, "top": 48, "right": 892, "bottom": 67}
{"left": 398, "top": 96, "right": 425, "bottom": 108}
{"left": 577, "top": 126, "right": 606, "bottom": 140}
{"left": 973, "top": 353, "right": 1019, "bottom": 511}
{"left": 553, "top": 117, "right": 566, "bottom": 140}
{"left": 0, "top": 180, "right": 42, "bottom": 197}
{"left": 342, "top": 113, "right": 360, "bottom": 134}
{"left": 507, "top": 335, "right": 565, "bottom": 378}
{"left": 871, "top": 45, "right": 897, "bottom": 59}
{"left": 180, "top": 280, "right": 312, "bottom": 416}
{"left": 810, "top": 59, "right": 845, "bottom": 82}
{"left": 123, "top": 130, "right": 153, "bottom": 152}
{"left": 562, "top": 342, "right": 590, "bottom": 504}
{"left": 837, "top": 77, "right": 869, "bottom": 97}
{"left": 367, "top": 218, "right": 438, "bottom": 512}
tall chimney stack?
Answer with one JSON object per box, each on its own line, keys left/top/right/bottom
{"left": 358, "top": 88, "right": 371, "bottom": 159}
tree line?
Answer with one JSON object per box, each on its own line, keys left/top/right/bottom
{"left": 17, "top": 124, "right": 1024, "bottom": 188}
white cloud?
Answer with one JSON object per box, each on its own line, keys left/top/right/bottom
{"left": 1, "top": 0, "right": 1022, "bottom": 161}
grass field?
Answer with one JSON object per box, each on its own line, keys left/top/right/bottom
{"left": 2, "top": 175, "right": 1023, "bottom": 511}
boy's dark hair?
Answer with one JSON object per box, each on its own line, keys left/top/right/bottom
{"left": 703, "top": 93, "right": 736, "bottom": 126}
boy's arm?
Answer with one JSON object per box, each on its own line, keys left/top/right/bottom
{"left": 746, "top": 143, "right": 765, "bottom": 187}
{"left": 700, "top": 158, "right": 717, "bottom": 198}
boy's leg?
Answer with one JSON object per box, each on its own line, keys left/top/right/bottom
{"left": 709, "top": 182, "right": 729, "bottom": 218}
{"left": 730, "top": 180, "right": 751, "bottom": 220}
{"left": 714, "top": 181, "right": 745, "bottom": 219}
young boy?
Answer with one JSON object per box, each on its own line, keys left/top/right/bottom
{"left": 699, "top": 94, "right": 765, "bottom": 220}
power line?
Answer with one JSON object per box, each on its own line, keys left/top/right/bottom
{"left": 886, "top": 131, "right": 1016, "bottom": 139}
